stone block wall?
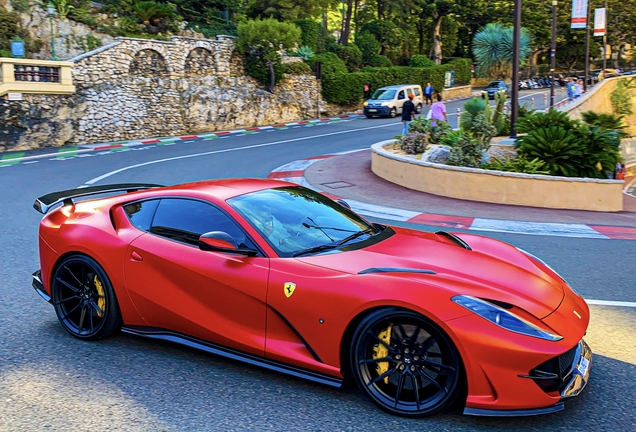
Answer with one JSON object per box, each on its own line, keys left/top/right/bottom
{"left": 0, "top": 36, "right": 344, "bottom": 151}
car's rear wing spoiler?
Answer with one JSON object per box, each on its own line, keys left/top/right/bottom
{"left": 33, "top": 183, "right": 164, "bottom": 214}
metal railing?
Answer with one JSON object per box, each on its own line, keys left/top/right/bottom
{"left": 14, "top": 64, "right": 61, "bottom": 83}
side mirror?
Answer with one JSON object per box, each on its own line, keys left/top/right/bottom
{"left": 199, "top": 231, "right": 257, "bottom": 256}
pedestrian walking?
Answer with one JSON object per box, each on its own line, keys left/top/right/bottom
{"left": 424, "top": 82, "right": 434, "bottom": 105}
{"left": 567, "top": 78, "right": 575, "bottom": 102}
{"left": 401, "top": 93, "right": 417, "bottom": 135}
{"left": 574, "top": 80, "right": 583, "bottom": 99}
{"left": 429, "top": 94, "right": 448, "bottom": 127}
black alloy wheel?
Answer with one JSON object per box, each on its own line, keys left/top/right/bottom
{"left": 349, "top": 308, "right": 462, "bottom": 417}
{"left": 52, "top": 255, "right": 121, "bottom": 340}
{"left": 416, "top": 104, "right": 423, "bottom": 114}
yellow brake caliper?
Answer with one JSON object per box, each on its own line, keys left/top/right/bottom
{"left": 372, "top": 325, "right": 392, "bottom": 384}
{"left": 93, "top": 275, "right": 106, "bottom": 318}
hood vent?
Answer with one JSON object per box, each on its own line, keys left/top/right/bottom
{"left": 436, "top": 231, "right": 472, "bottom": 250}
{"left": 358, "top": 267, "right": 436, "bottom": 275}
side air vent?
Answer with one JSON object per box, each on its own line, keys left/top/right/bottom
{"left": 358, "top": 267, "right": 436, "bottom": 275}
{"left": 436, "top": 231, "right": 472, "bottom": 250}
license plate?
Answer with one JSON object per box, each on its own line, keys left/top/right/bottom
{"left": 576, "top": 357, "right": 589, "bottom": 377}
{"left": 368, "top": 109, "right": 377, "bottom": 112}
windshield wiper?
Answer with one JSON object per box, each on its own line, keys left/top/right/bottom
{"left": 292, "top": 244, "right": 339, "bottom": 257}
{"left": 336, "top": 227, "right": 375, "bottom": 247}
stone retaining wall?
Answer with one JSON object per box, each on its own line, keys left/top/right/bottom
{"left": 371, "top": 141, "right": 624, "bottom": 212}
{"left": 0, "top": 36, "right": 348, "bottom": 151}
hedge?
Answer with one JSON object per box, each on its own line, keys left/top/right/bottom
{"left": 321, "top": 59, "right": 472, "bottom": 105}
{"left": 293, "top": 19, "right": 320, "bottom": 52}
{"left": 284, "top": 61, "right": 312, "bottom": 75}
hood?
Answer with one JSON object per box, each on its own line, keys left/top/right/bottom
{"left": 295, "top": 228, "right": 564, "bottom": 319}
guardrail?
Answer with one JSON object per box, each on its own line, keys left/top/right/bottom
{"left": 0, "top": 57, "right": 75, "bottom": 97}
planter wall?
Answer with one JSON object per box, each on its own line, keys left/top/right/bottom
{"left": 371, "top": 141, "right": 624, "bottom": 212}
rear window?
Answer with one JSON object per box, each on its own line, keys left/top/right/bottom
{"left": 124, "top": 200, "right": 159, "bottom": 231}
{"left": 414, "top": 88, "right": 421, "bottom": 96}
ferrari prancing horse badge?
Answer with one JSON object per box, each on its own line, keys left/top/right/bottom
{"left": 284, "top": 282, "right": 296, "bottom": 298}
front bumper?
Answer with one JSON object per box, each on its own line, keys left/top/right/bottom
{"left": 462, "top": 338, "right": 592, "bottom": 416}
{"left": 32, "top": 269, "right": 52, "bottom": 303}
{"left": 364, "top": 106, "right": 391, "bottom": 116}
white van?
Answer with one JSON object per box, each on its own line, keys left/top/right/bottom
{"left": 363, "top": 84, "right": 424, "bottom": 118}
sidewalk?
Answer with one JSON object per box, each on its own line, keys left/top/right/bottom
{"left": 270, "top": 149, "right": 636, "bottom": 240}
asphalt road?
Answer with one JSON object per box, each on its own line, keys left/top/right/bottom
{"left": 1, "top": 90, "right": 634, "bottom": 432}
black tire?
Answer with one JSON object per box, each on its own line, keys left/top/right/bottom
{"left": 349, "top": 308, "right": 462, "bottom": 417}
{"left": 365, "top": 114, "right": 373, "bottom": 119}
{"left": 389, "top": 108, "right": 397, "bottom": 118}
{"left": 416, "top": 104, "right": 423, "bottom": 114}
{"left": 51, "top": 255, "right": 121, "bottom": 340}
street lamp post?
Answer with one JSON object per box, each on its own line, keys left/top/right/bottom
{"left": 510, "top": 0, "right": 522, "bottom": 138}
{"left": 549, "top": 0, "right": 557, "bottom": 107}
{"left": 47, "top": 2, "right": 57, "bottom": 61}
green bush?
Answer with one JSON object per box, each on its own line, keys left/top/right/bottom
{"left": 409, "top": 55, "right": 435, "bottom": 68}
{"left": 483, "top": 154, "right": 549, "bottom": 174}
{"left": 356, "top": 31, "right": 380, "bottom": 65}
{"left": 515, "top": 126, "right": 584, "bottom": 177}
{"left": 246, "top": 52, "right": 285, "bottom": 86}
{"left": 333, "top": 44, "right": 363, "bottom": 72}
{"left": 307, "top": 52, "right": 348, "bottom": 76}
{"left": 610, "top": 79, "right": 635, "bottom": 115}
{"left": 284, "top": 61, "right": 312, "bottom": 75}
{"left": 447, "top": 58, "right": 472, "bottom": 84}
{"left": 293, "top": 18, "right": 320, "bottom": 52}
{"left": 446, "top": 132, "right": 489, "bottom": 168}
{"left": 368, "top": 54, "right": 393, "bottom": 67}
{"left": 409, "top": 117, "right": 452, "bottom": 144}
{"left": 399, "top": 132, "right": 429, "bottom": 154}
{"left": 321, "top": 72, "right": 365, "bottom": 105}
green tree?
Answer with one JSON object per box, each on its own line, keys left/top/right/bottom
{"left": 236, "top": 18, "right": 302, "bottom": 91}
{"left": 472, "top": 23, "right": 533, "bottom": 79}
{"left": 246, "top": 0, "right": 336, "bottom": 21}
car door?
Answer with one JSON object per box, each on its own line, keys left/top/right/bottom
{"left": 122, "top": 197, "right": 269, "bottom": 356}
{"left": 396, "top": 89, "right": 406, "bottom": 113}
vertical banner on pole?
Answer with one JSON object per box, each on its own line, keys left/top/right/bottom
{"left": 594, "top": 8, "right": 606, "bottom": 36}
{"left": 571, "top": 0, "right": 588, "bottom": 28}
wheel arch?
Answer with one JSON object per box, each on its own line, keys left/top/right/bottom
{"left": 338, "top": 305, "right": 468, "bottom": 396}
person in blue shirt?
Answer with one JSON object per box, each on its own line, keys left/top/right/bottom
{"left": 566, "top": 78, "right": 576, "bottom": 102}
{"left": 424, "top": 82, "right": 434, "bottom": 105}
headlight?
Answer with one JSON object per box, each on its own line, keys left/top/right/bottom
{"left": 381, "top": 102, "right": 389, "bottom": 106}
{"left": 363, "top": 101, "right": 368, "bottom": 106}
{"left": 516, "top": 247, "right": 581, "bottom": 297}
{"left": 452, "top": 296, "right": 562, "bottom": 341}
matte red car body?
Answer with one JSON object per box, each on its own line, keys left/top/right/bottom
{"left": 35, "top": 179, "right": 590, "bottom": 413}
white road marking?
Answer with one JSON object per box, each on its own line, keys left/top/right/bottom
{"left": 586, "top": 299, "right": 636, "bottom": 308}
{"left": 23, "top": 161, "right": 39, "bottom": 164}
{"left": 347, "top": 200, "right": 421, "bottom": 221}
{"left": 83, "top": 123, "right": 402, "bottom": 185}
{"left": 469, "top": 219, "right": 609, "bottom": 239}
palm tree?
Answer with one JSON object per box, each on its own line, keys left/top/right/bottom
{"left": 472, "top": 24, "right": 532, "bottom": 79}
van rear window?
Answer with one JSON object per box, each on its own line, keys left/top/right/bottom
{"left": 414, "top": 88, "right": 421, "bottom": 96}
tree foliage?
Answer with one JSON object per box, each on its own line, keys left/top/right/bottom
{"left": 472, "top": 23, "right": 532, "bottom": 79}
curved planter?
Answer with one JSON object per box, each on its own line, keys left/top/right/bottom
{"left": 371, "top": 140, "right": 624, "bottom": 212}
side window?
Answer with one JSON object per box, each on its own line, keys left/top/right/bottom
{"left": 397, "top": 90, "right": 405, "bottom": 100}
{"left": 407, "top": 88, "right": 414, "bottom": 97}
{"left": 414, "top": 88, "right": 421, "bottom": 96}
{"left": 150, "top": 199, "right": 256, "bottom": 249}
{"left": 124, "top": 200, "right": 159, "bottom": 231}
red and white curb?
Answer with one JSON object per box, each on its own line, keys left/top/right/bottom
{"left": 269, "top": 153, "right": 636, "bottom": 241}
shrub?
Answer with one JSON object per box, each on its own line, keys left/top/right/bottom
{"left": 516, "top": 109, "right": 574, "bottom": 133}
{"left": 307, "top": 52, "right": 348, "bottom": 76}
{"left": 293, "top": 18, "right": 320, "bottom": 52}
{"left": 483, "top": 154, "right": 549, "bottom": 174}
{"left": 515, "top": 126, "right": 584, "bottom": 177}
{"left": 409, "top": 117, "right": 452, "bottom": 144}
{"left": 246, "top": 52, "right": 285, "bottom": 87}
{"left": 368, "top": 54, "right": 393, "bottom": 67}
{"left": 320, "top": 72, "right": 365, "bottom": 105}
{"left": 446, "top": 133, "right": 489, "bottom": 168}
{"left": 399, "top": 132, "right": 429, "bottom": 154}
{"left": 284, "top": 61, "right": 312, "bottom": 75}
{"left": 448, "top": 58, "right": 472, "bottom": 84}
{"left": 356, "top": 31, "right": 380, "bottom": 65}
{"left": 296, "top": 45, "right": 314, "bottom": 61}
{"left": 334, "top": 44, "right": 363, "bottom": 72}
{"left": 409, "top": 55, "right": 435, "bottom": 68}
{"left": 610, "top": 79, "right": 635, "bottom": 115}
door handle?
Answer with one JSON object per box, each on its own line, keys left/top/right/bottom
{"left": 131, "top": 251, "right": 143, "bottom": 262}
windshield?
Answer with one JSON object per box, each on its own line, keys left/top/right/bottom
{"left": 227, "top": 186, "right": 378, "bottom": 257}
{"left": 487, "top": 81, "right": 502, "bottom": 88}
{"left": 370, "top": 89, "right": 396, "bottom": 100}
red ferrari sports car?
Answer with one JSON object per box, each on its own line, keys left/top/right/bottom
{"left": 32, "top": 179, "right": 592, "bottom": 417}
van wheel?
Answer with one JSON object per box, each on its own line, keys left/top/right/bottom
{"left": 416, "top": 104, "right": 423, "bottom": 114}
{"left": 389, "top": 108, "right": 397, "bottom": 118}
